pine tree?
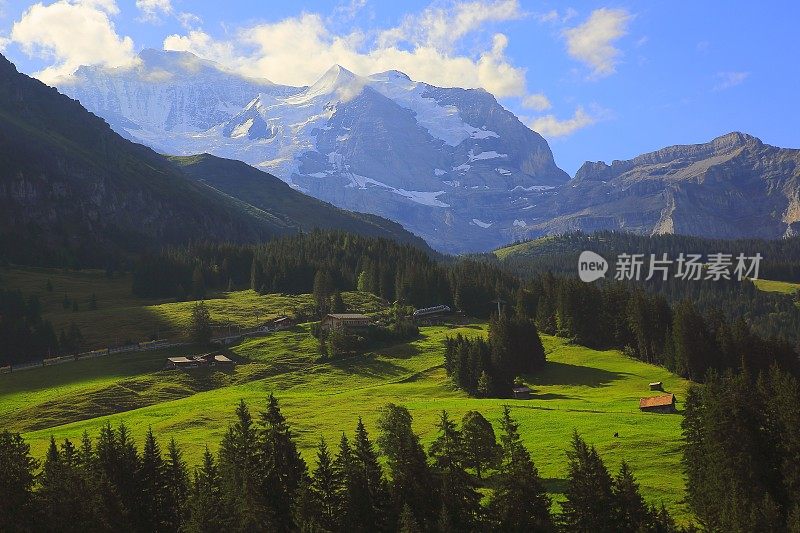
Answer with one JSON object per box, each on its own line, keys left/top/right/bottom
{"left": 330, "top": 290, "right": 346, "bottom": 313}
{"left": 313, "top": 269, "right": 335, "bottom": 316}
{"left": 477, "top": 370, "right": 492, "bottom": 398}
{"left": 187, "top": 447, "right": 228, "bottom": 533}
{"left": 353, "top": 417, "right": 392, "bottom": 531}
{"left": 612, "top": 461, "right": 649, "bottom": 532}
{"left": 164, "top": 438, "right": 189, "bottom": 531}
{"left": 219, "top": 400, "right": 261, "bottom": 531}
{"left": 397, "top": 503, "right": 422, "bottom": 533}
{"left": 137, "top": 427, "right": 168, "bottom": 531}
{"left": 561, "top": 431, "right": 615, "bottom": 532}
{"left": 188, "top": 301, "right": 212, "bottom": 345}
{"left": 37, "top": 437, "right": 107, "bottom": 532}
{"left": 192, "top": 265, "right": 206, "bottom": 299}
{"left": 377, "top": 403, "right": 439, "bottom": 529}
{"left": 461, "top": 410, "right": 501, "bottom": 479}
{"left": 428, "top": 411, "right": 482, "bottom": 531}
{"left": 488, "top": 407, "right": 553, "bottom": 531}
{"left": 257, "top": 393, "right": 308, "bottom": 532}
{"left": 310, "top": 437, "right": 342, "bottom": 531}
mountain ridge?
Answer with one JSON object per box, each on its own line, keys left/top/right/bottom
{"left": 59, "top": 48, "right": 569, "bottom": 253}
{"left": 525, "top": 131, "right": 800, "bottom": 240}
{"left": 0, "top": 53, "right": 429, "bottom": 267}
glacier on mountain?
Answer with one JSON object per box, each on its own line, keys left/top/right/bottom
{"left": 59, "top": 49, "right": 569, "bottom": 252}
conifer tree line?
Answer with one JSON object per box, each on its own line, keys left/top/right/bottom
{"left": 518, "top": 274, "right": 799, "bottom": 381}
{"left": 444, "top": 312, "right": 546, "bottom": 396}
{"left": 493, "top": 231, "right": 800, "bottom": 346}
{"left": 131, "top": 232, "right": 516, "bottom": 316}
{"left": 682, "top": 366, "right": 800, "bottom": 532}
{"left": 0, "top": 396, "right": 685, "bottom": 533}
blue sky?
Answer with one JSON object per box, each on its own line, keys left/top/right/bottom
{"left": 1, "top": 0, "right": 797, "bottom": 175}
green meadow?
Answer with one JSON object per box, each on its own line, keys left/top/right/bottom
{"left": 1, "top": 320, "right": 693, "bottom": 522}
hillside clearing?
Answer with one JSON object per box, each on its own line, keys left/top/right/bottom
{"left": 0, "top": 266, "right": 382, "bottom": 347}
{"left": 754, "top": 278, "right": 800, "bottom": 295}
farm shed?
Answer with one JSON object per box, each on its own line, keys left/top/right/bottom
{"left": 649, "top": 381, "right": 663, "bottom": 391}
{"left": 512, "top": 386, "right": 532, "bottom": 399}
{"left": 272, "top": 316, "right": 294, "bottom": 331}
{"left": 639, "top": 393, "right": 676, "bottom": 413}
{"left": 165, "top": 357, "right": 198, "bottom": 370}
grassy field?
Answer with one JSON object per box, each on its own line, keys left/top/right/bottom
{"left": 754, "top": 278, "right": 800, "bottom": 295}
{"left": 0, "top": 266, "right": 382, "bottom": 347}
{"left": 0, "top": 321, "right": 693, "bottom": 522}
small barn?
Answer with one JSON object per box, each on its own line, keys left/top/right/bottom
{"left": 165, "top": 357, "right": 199, "bottom": 370}
{"left": 166, "top": 353, "right": 235, "bottom": 370}
{"left": 639, "top": 393, "right": 676, "bottom": 413}
{"left": 211, "top": 354, "right": 234, "bottom": 366}
{"left": 321, "top": 313, "right": 372, "bottom": 331}
{"left": 272, "top": 316, "right": 294, "bottom": 331}
{"left": 649, "top": 381, "right": 663, "bottom": 391}
{"left": 512, "top": 386, "right": 532, "bottom": 400}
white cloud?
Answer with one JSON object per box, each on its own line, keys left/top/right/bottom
{"left": 136, "top": 0, "right": 171, "bottom": 21}
{"left": 163, "top": 4, "right": 531, "bottom": 99}
{"left": 177, "top": 12, "right": 202, "bottom": 30}
{"left": 563, "top": 8, "right": 632, "bottom": 78}
{"left": 529, "top": 106, "right": 597, "bottom": 137}
{"left": 379, "top": 0, "right": 524, "bottom": 52}
{"left": 714, "top": 71, "right": 749, "bottom": 91}
{"left": 333, "top": 0, "right": 367, "bottom": 21}
{"left": 522, "top": 93, "right": 551, "bottom": 111}
{"left": 9, "top": 0, "right": 136, "bottom": 84}
{"left": 535, "top": 8, "right": 578, "bottom": 24}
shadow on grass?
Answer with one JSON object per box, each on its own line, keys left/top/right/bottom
{"left": 529, "top": 392, "right": 576, "bottom": 401}
{"left": 542, "top": 477, "right": 569, "bottom": 495}
{"left": 328, "top": 354, "right": 409, "bottom": 380}
{"left": 529, "top": 361, "right": 629, "bottom": 388}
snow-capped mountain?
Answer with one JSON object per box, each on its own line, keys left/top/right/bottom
{"left": 60, "top": 49, "right": 569, "bottom": 252}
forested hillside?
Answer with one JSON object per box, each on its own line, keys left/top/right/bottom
{"left": 492, "top": 232, "right": 800, "bottom": 345}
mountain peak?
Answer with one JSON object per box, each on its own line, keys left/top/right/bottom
{"left": 305, "top": 64, "right": 364, "bottom": 100}
{"left": 314, "top": 64, "right": 358, "bottom": 85}
{"left": 710, "top": 131, "right": 760, "bottom": 149}
{"left": 369, "top": 70, "right": 412, "bottom": 82}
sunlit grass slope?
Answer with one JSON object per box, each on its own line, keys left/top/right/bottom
{"left": 3, "top": 324, "right": 693, "bottom": 522}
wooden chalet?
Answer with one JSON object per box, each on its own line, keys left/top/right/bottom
{"left": 321, "top": 313, "right": 371, "bottom": 331}
{"left": 639, "top": 393, "right": 676, "bottom": 413}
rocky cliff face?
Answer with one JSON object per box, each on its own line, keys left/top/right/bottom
{"left": 60, "top": 50, "right": 569, "bottom": 253}
{"left": 517, "top": 132, "right": 800, "bottom": 241}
